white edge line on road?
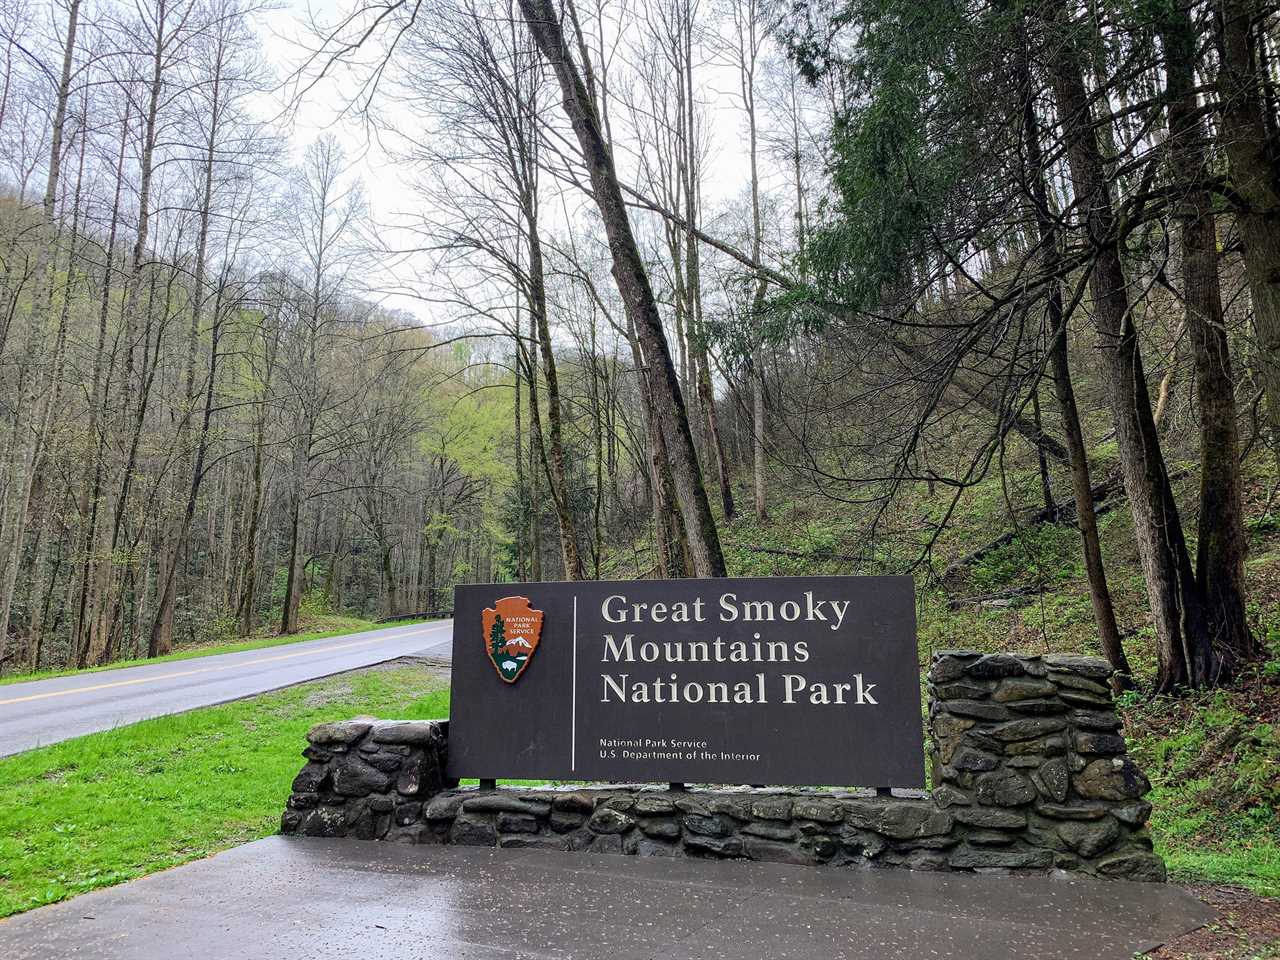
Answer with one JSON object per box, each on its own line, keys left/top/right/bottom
{"left": 0, "top": 623, "right": 453, "bottom": 707}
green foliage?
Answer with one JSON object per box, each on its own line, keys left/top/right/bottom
{"left": 0, "top": 667, "right": 450, "bottom": 917}
{"left": 1124, "top": 681, "right": 1280, "bottom": 897}
{"left": 787, "top": 0, "right": 1012, "bottom": 314}
{"left": 967, "top": 523, "right": 1083, "bottom": 591}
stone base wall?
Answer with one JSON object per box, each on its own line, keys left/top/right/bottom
{"left": 280, "top": 651, "right": 1165, "bottom": 881}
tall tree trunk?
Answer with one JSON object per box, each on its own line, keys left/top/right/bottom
{"left": 1013, "top": 11, "right": 1130, "bottom": 684}
{"left": 236, "top": 418, "right": 263, "bottom": 637}
{"left": 628, "top": 316, "right": 687, "bottom": 576}
{"left": 1214, "top": 0, "right": 1280, "bottom": 475}
{"left": 280, "top": 493, "right": 302, "bottom": 635}
{"left": 1161, "top": 1, "right": 1258, "bottom": 677}
{"left": 153, "top": 46, "right": 225, "bottom": 654}
{"left": 527, "top": 207, "right": 584, "bottom": 579}
{"left": 517, "top": 0, "right": 726, "bottom": 576}
{"left": 149, "top": 284, "right": 224, "bottom": 657}
{"left": 1044, "top": 0, "right": 1207, "bottom": 692}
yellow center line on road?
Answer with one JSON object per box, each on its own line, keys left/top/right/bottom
{"left": 0, "top": 623, "right": 453, "bottom": 707}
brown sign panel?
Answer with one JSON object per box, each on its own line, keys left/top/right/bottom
{"left": 447, "top": 576, "right": 925, "bottom": 787}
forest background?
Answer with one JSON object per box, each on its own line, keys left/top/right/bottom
{"left": 0, "top": 0, "right": 1277, "bottom": 895}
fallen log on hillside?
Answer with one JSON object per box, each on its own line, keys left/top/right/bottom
{"left": 940, "top": 468, "right": 1189, "bottom": 583}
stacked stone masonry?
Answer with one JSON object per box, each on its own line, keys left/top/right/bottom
{"left": 280, "top": 651, "right": 1165, "bottom": 881}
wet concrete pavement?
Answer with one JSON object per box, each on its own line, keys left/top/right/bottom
{"left": 0, "top": 620, "right": 453, "bottom": 756}
{"left": 0, "top": 836, "right": 1213, "bottom": 959}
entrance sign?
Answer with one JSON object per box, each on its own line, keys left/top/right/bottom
{"left": 448, "top": 576, "right": 925, "bottom": 787}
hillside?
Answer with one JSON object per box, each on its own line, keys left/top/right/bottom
{"left": 621, "top": 448, "right": 1280, "bottom": 896}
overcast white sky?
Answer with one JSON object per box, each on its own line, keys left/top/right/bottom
{"left": 249, "top": 0, "right": 781, "bottom": 324}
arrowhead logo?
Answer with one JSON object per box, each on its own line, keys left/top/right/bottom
{"left": 482, "top": 596, "right": 544, "bottom": 684}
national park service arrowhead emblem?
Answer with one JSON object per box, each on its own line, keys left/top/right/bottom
{"left": 482, "top": 596, "right": 544, "bottom": 684}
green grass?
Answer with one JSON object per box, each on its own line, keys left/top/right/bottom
{"left": 0, "top": 615, "right": 436, "bottom": 687}
{"left": 1122, "top": 677, "right": 1280, "bottom": 898}
{"left": 0, "top": 665, "right": 450, "bottom": 918}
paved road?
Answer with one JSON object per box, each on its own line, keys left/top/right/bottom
{"left": 0, "top": 837, "right": 1213, "bottom": 959}
{"left": 0, "top": 619, "right": 454, "bottom": 757}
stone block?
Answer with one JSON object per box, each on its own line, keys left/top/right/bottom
{"left": 497, "top": 812, "right": 542, "bottom": 834}
{"left": 990, "top": 717, "right": 1068, "bottom": 742}
{"left": 639, "top": 817, "right": 680, "bottom": 839}
{"left": 992, "top": 678, "right": 1058, "bottom": 702}
{"left": 1007, "top": 699, "right": 1067, "bottom": 716}
{"left": 1074, "top": 758, "right": 1150, "bottom": 801}
{"left": 552, "top": 792, "right": 595, "bottom": 813}
{"left": 550, "top": 810, "right": 587, "bottom": 833}
{"left": 1058, "top": 817, "right": 1120, "bottom": 857}
{"left": 931, "top": 785, "right": 972, "bottom": 808}
{"left": 1059, "top": 689, "right": 1113, "bottom": 709}
{"left": 935, "top": 682, "right": 991, "bottom": 700}
{"left": 307, "top": 721, "right": 371, "bottom": 747}
{"left": 840, "top": 829, "right": 887, "bottom": 859}
{"left": 800, "top": 835, "right": 839, "bottom": 860}
{"left": 708, "top": 797, "right": 751, "bottom": 820}
{"left": 1095, "top": 850, "right": 1167, "bottom": 882}
{"left": 952, "top": 749, "right": 1000, "bottom": 772}
{"left": 965, "top": 654, "right": 1026, "bottom": 679}
{"left": 1111, "top": 801, "right": 1153, "bottom": 826}
{"left": 741, "top": 821, "right": 797, "bottom": 841}
{"left": 1043, "top": 654, "right": 1112, "bottom": 679}
{"left": 683, "top": 814, "right": 732, "bottom": 837}
{"left": 878, "top": 802, "right": 953, "bottom": 839}
{"left": 590, "top": 834, "right": 624, "bottom": 854}
{"left": 930, "top": 713, "right": 976, "bottom": 743}
{"left": 1033, "top": 758, "right": 1070, "bottom": 803}
{"left": 683, "top": 834, "right": 744, "bottom": 858}
{"left": 750, "top": 797, "right": 793, "bottom": 820}
{"left": 1005, "top": 734, "right": 1066, "bottom": 757}
{"left": 394, "top": 802, "right": 422, "bottom": 826}
{"left": 944, "top": 700, "right": 1013, "bottom": 721}
{"left": 450, "top": 814, "right": 497, "bottom": 846}
{"left": 369, "top": 720, "right": 443, "bottom": 745}
{"left": 634, "top": 838, "right": 678, "bottom": 858}
{"left": 396, "top": 754, "right": 441, "bottom": 796}
{"left": 1048, "top": 672, "right": 1113, "bottom": 696}
{"left": 1034, "top": 802, "right": 1109, "bottom": 821}
{"left": 1069, "top": 709, "right": 1122, "bottom": 731}
{"left": 463, "top": 795, "right": 551, "bottom": 817}
{"left": 952, "top": 807, "right": 1026, "bottom": 829}
{"left": 297, "top": 806, "right": 346, "bottom": 837}
{"left": 1074, "top": 732, "right": 1126, "bottom": 755}
{"left": 948, "top": 846, "right": 1054, "bottom": 870}
{"left": 975, "top": 770, "right": 1037, "bottom": 807}
{"left": 424, "top": 793, "right": 466, "bottom": 820}
{"left": 365, "top": 752, "right": 403, "bottom": 774}
{"left": 588, "top": 808, "right": 636, "bottom": 834}
{"left": 744, "top": 837, "right": 812, "bottom": 865}
{"left": 966, "top": 830, "right": 1017, "bottom": 847}
{"left": 792, "top": 798, "right": 844, "bottom": 823}
{"left": 331, "top": 756, "right": 393, "bottom": 797}
{"left": 931, "top": 653, "right": 979, "bottom": 683}
{"left": 291, "top": 762, "right": 329, "bottom": 793}
{"left": 634, "top": 796, "right": 676, "bottom": 815}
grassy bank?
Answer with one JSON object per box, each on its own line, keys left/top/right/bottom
{"left": 0, "top": 665, "right": 449, "bottom": 918}
{"left": 0, "top": 614, "right": 436, "bottom": 687}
